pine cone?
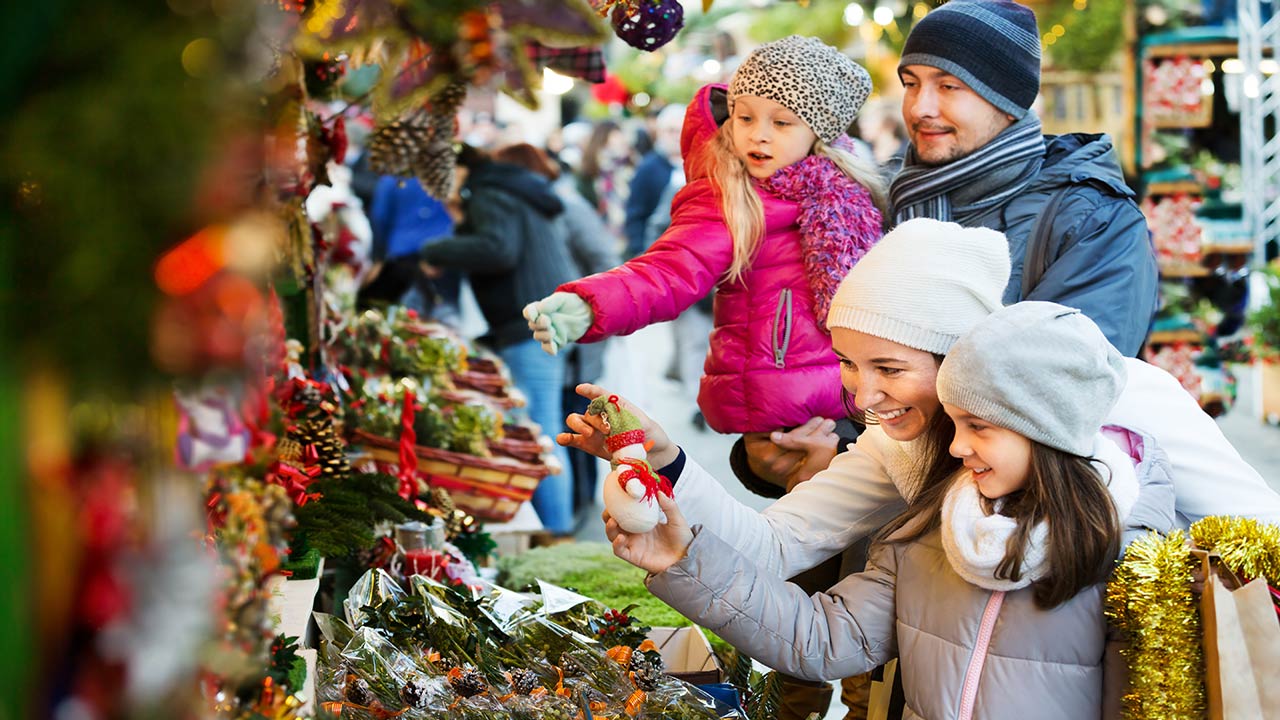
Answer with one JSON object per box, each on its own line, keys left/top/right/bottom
{"left": 510, "top": 668, "right": 540, "bottom": 696}
{"left": 345, "top": 676, "right": 374, "bottom": 706}
{"left": 413, "top": 137, "right": 456, "bottom": 200}
{"left": 575, "top": 685, "right": 606, "bottom": 706}
{"left": 414, "top": 82, "right": 466, "bottom": 200}
{"left": 630, "top": 654, "right": 664, "bottom": 691}
{"left": 429, "top": 653, "right": 456, "bottom": 673}
{"left": 367, "top": 111, "right": 432, "bottom": 178}
{"left": 558, "top": 652, "right": 586, "bottom": 678}
{"left": 449, "top": 666, "right": 487, "bottom": 698}
{"left": 399, "top": 675, "right": 429, "bottom": 709}
{"left": 430, "top": 81, "right": 468, "bottom": 119}
{"left": 430, "top": 487, "right": 456, "bottom": 516}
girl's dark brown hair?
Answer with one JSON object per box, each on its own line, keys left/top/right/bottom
{"left": 881, "top": 428, "right": 1122, "bottom": 609}
{"left": 493, "top": 143, "right": 560, "bottom": 181}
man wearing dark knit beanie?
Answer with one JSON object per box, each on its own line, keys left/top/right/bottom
{"left": 889, "top": 0, "right": 1158, "bottom": 358}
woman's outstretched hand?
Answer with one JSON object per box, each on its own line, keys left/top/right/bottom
{"left": 557, "top": 384, "right": 678, "bottom": 468}
{"left": 605, "top": 492, "right": 693, "bottom": 575}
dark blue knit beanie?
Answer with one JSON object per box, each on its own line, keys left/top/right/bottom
{"left": 899, "top": 0, "right": 1041, "bottom": 118}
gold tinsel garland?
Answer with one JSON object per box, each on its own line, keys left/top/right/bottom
{"left": 1106, "top": 530, "right": 1205, "bottom": 719}
{"left": 1190, "top": 515, "right": 1280, "bottom": 586}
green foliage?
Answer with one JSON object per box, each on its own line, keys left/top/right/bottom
{"left": 3, "top": 1, "right": 247, "bottom": 392}
{"left": 1248, "top": 267, "right": 1280, "bottom": 355}
{"left": 1042, "top": 0, "right": 1127, "bottom": 72}
{"left": 746, "top": 669, "right": 784, "bottom": 720}
{"left": 443, "top": 402, "right": 500, "bottom": 456}
{"left": 719, "top": 645, "right": 754, "bottom": 696}
{"left": 451, "top": 528, "right": 497, "bottom": 565}
{"left": 496, "top": 542, "right": 692, "bottom": 628}
{"left": 267, "top": 634, "right": 306, "bottom": 694}
{"left": 745, "top": 2, "right": 852, "bottom": 47}
{"left": 282, "top": 543, "right": 324, "bottom": 580}
{"left": 293, "top": 472, "right": 428, "bottom": 558}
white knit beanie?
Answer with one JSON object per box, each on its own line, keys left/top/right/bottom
{"left": 936, "top": 302, "right": 1128, "bottom": 457}
{"left": 826, "top": 218, "right": 1010, "bottom": 354}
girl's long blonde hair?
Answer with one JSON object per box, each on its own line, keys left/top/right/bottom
{"left": 708, "top": 121, "right": 889, "bottom": 284}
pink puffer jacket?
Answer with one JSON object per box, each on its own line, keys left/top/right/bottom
{"left": 561, "top": 84, "right": 879, "bottom": 433}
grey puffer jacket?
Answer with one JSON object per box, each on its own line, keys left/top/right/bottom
{"left": 648, "top": 429, "right": 1176, "bottom": 720}
{"left": 964, "top": 134, "right": 1157, "bottom": 358}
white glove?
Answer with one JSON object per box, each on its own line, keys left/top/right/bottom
{"left": 522, "top": 292, "right": 593, "bottom": 355}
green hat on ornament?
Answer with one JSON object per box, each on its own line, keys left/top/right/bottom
{"left": 586, "top": 395, "right": 646, "bottom": 455}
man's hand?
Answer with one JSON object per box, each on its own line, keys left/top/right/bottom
{"left": 557, "top": 384, "right": 678, "bottom": 468}
{"left": 773, "top": 417, "right": 840, "bottom": 491}
{"left": 605, "top": 493, "right": 693, "bottom": 575}
{"left": 743, "top": 432, "right": 805, "bottom": 489}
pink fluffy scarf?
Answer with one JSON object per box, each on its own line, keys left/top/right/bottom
{"left": 762, "top": 145, "right": 883, "bottom": 333}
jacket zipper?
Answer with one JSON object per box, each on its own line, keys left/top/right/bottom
{"left": 956, "top": 590, "right": 1005, "bottom": 720}
{"left": 772, "top": 289, "right": 793, "bottom": 369}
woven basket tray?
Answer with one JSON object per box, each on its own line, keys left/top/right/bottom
{"left": 350, "top": 429, "right": 555, "bottom": 523}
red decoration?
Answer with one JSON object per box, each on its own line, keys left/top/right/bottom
{"left": 403, "top": 548, "right": 448, "bottom": 579}
{"left": 590, "top": 72, "right": 629, "bottom": 105}
{"left": 397, "top": 391, "right": 418, "bottom": 500}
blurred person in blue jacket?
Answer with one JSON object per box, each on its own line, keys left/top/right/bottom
{"left": 358, "top": 176, "right": 460, "bottom": 324}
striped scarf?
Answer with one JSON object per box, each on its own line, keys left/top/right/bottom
{"left": 890, "top": 113, "right": 1046, "bottom": 226}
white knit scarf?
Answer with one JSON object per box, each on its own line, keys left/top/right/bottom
{"left": 939, "top": 434, "right": 1140, "bottom": 591}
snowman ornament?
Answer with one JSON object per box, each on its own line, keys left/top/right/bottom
{"left": 587, "top": 395, "right": 673, "bottom": 534}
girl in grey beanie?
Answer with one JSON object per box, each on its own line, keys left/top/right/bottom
{"left": 610, "top": 302, "right": 1172, "bottom": 719}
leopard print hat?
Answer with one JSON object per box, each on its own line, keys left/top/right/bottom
{"left": 728, "top": 35, "right": 872, "bottom": 144}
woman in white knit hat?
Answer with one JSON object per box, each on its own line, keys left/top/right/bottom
{"left": 563, "top": 217, "right": 1279, "bottom": 581}
{"left": 612, "top": 303, "right": 1176, "bottom": 719}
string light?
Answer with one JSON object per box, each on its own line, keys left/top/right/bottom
{"left": 843, "top": 2, "right": 864, "bottom": 26}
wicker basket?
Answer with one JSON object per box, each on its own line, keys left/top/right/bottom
{"left": 350, "top": 429, "right": 556, "bottom": 523}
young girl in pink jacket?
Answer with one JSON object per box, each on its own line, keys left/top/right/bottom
{"left": 524, "top": 35, "right": 885, "bottom": 437}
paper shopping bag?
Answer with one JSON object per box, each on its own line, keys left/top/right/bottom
{"left": 1200, "top": 552, "right": 1280, "bottom": 720}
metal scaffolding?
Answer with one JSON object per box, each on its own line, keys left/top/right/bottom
{"left": 1239, "top": 0, "right": 1280, "bottom": 263}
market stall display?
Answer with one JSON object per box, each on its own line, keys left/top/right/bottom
{"left": 1136, "top": 27, "right": 1257, "bottom": 417}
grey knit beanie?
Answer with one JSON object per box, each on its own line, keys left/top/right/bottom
{"left": 936, "top": 302, "right": 1127, "bottom": 457}
{"left": 899, "top": 0, "right": 1041, "bottom": 118}
{"left": 827, "top": 218, "right": 1010, "bottom": 354}
{"left": 729, "top": 35, "right": 872, "bottom": 143}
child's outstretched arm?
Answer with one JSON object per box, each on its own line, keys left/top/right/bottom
{"left": 644, "top": 521, "right": 900, "bottom": 682}
{"left": 524, "top": 181, "right": 734, "bottom": 353}
{"left": 555, "top": 384, "right": 679, "bottom": 469}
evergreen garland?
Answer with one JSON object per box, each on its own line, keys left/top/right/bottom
{"left": 745, "top": 669, "right": 783, "bottom": 720}
{"left": 293, "top": 472, "right": 428, "bottom": 558}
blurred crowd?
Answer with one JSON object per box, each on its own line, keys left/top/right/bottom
{"left": 314, "top": 89, "right": 909, "bottom": 538}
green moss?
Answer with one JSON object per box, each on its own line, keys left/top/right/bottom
{"left": 496, "top": 542, "right": 691, "bottom": 628}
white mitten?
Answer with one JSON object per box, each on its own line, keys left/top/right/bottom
{"left": 522, "top": 292, "right": 593, "bottom": 355}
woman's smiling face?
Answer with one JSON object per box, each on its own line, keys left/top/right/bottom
{"left": 831, "top": 328, "right": 943, "bottom": 442}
